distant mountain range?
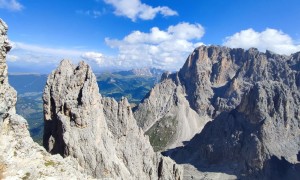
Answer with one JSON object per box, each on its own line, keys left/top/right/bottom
{"left": 114, "top": 67, "right": 165, "bottom": 77}
{"left": 97, "top": 67, "right": 165, "bottom": 104}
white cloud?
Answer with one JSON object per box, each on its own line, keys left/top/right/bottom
{"left": 0, "top": 0, "right": 23, "bottom": 11}
{"left": 8, "top": 41, "right": 135, "bottom": 72}
{"left": 6, "top": 54, "right": 18, "bottom": 62}
{"left": 81, "top": 52, "right": 104, "bottom": 65}
{"left": 8, "top": 42, "right": 82, "bottom": 66}
{"left": 11, "top": 42, "right": 83, "bottom": 57}
{"left": 7, "top": 23, "right": 205, "bottom": 72}
{"left": 105, "top": 22, "right": 205, "bottom": 70}
{"left": 81, "top": 52, "right": 121, "bottom": 68}
{"left": 104, "top": 0, "right": 177, "bottom": 21}
{"left": 223, "top": 28, "right": 300, "bottom": 55}
{"left": 76, "top": 10, "right": 104, "bottom": 18}
{"left": 8, "top": 41, "right": 106, "bottom": 69}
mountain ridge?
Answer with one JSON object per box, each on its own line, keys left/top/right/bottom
{"left": 134, "top": 45, "right": 300, "bottom": 178}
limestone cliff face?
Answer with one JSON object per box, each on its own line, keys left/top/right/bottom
{"left": 0, "top": 19, "right": 92, "bottom": 179}
{"left": 134, "top": 46, "right": 299, "bottom": 152}
{"left": 0, "top": 19, "right": 15, "bottom": 132}
{"left": 43, "top": 59, "right": 182, "bottom": 179}
{"left": 134, "top": 46, "right": 246, "bottom": 150}
{"left": 136, "top": 45, "right": 300, "bottom": 178}
{"left": 43, "top": 60, "right": 121, "bottom": 178}
{"left": 134, "top": 77, "right": 208, "bottom": 151}
{"left": 169, "top": 80, "right": 300, "bottom": 178}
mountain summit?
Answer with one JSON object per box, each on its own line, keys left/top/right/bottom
{"left": 134, "top": 45, "right": 300, "bottom": 178}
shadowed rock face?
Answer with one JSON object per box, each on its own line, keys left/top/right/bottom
{"left": 168, "top": 81, "right": 300, "bottom": 178}
{"left": 136, "top": 45, "right": 300, "bottom": 178}
{"left": 43, "top": 59, "right": 183, "bottom": 179}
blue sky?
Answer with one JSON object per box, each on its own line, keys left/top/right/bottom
{"left": 1, "top": 0, "right": 300, "bottom": 73}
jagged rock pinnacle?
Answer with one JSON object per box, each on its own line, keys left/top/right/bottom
{"left": 43, "top": 59, "right": 183, "bottom": 179}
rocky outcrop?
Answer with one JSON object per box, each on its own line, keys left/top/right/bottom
{"left": 136, "top": 45, "right": 300, "bottom": 178}
{"left": 43, "top": 59, "right": 182, "bottom": 179}
{"left": 0, "top": 19, "right": 92, "bottom": 179}
{"left": 0, "top": 19, "right": 15, "bottom": 133}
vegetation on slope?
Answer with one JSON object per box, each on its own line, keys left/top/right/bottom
{"left": 146, "top": 116, "right": 178, "bottom": 151}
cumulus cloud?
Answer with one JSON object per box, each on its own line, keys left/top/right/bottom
{"left": 7, "top": 22, "right": 205, "bottom": 72}
{"left": 81, "top": 52, "right": 122, "bottom": 68}
{"left": 8, "top": 41, "right": 106, "bottom": 71}
{"left": 8, "top": 41, "right": 131, "bottom": 73}
{"left": 223, "top": 28, "right": 300, "bottom": 55}
{"left": 82, "top": 52, "right": 104, "bottom": 65}
{"left": 0, "top": 0, "right": 23, "bottom": 11}
{"left": 105, "top": 22, "right": 205, "bottom": 70}
{"left": 104, "top": 0, "right": 178, "bottom": 21}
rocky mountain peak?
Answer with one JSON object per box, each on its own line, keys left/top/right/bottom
{"left": 135, "top": 44, "right": 300, "bottom": 178}
{"left": 43, "top": 59, "right": 183, "bottom": 179}
{"left": 43, "top": 59, "right": 104, "bottom": 156}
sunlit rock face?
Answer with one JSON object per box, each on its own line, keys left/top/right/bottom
{"left": 43, "top": 59, "right": 182, "bottom": 179}
{"left": 0, "top": 18, "right": 15, "bottom": 132}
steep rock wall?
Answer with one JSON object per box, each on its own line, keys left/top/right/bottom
{"left": 43, "top": 59, "right": 183, "bottom": 179}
